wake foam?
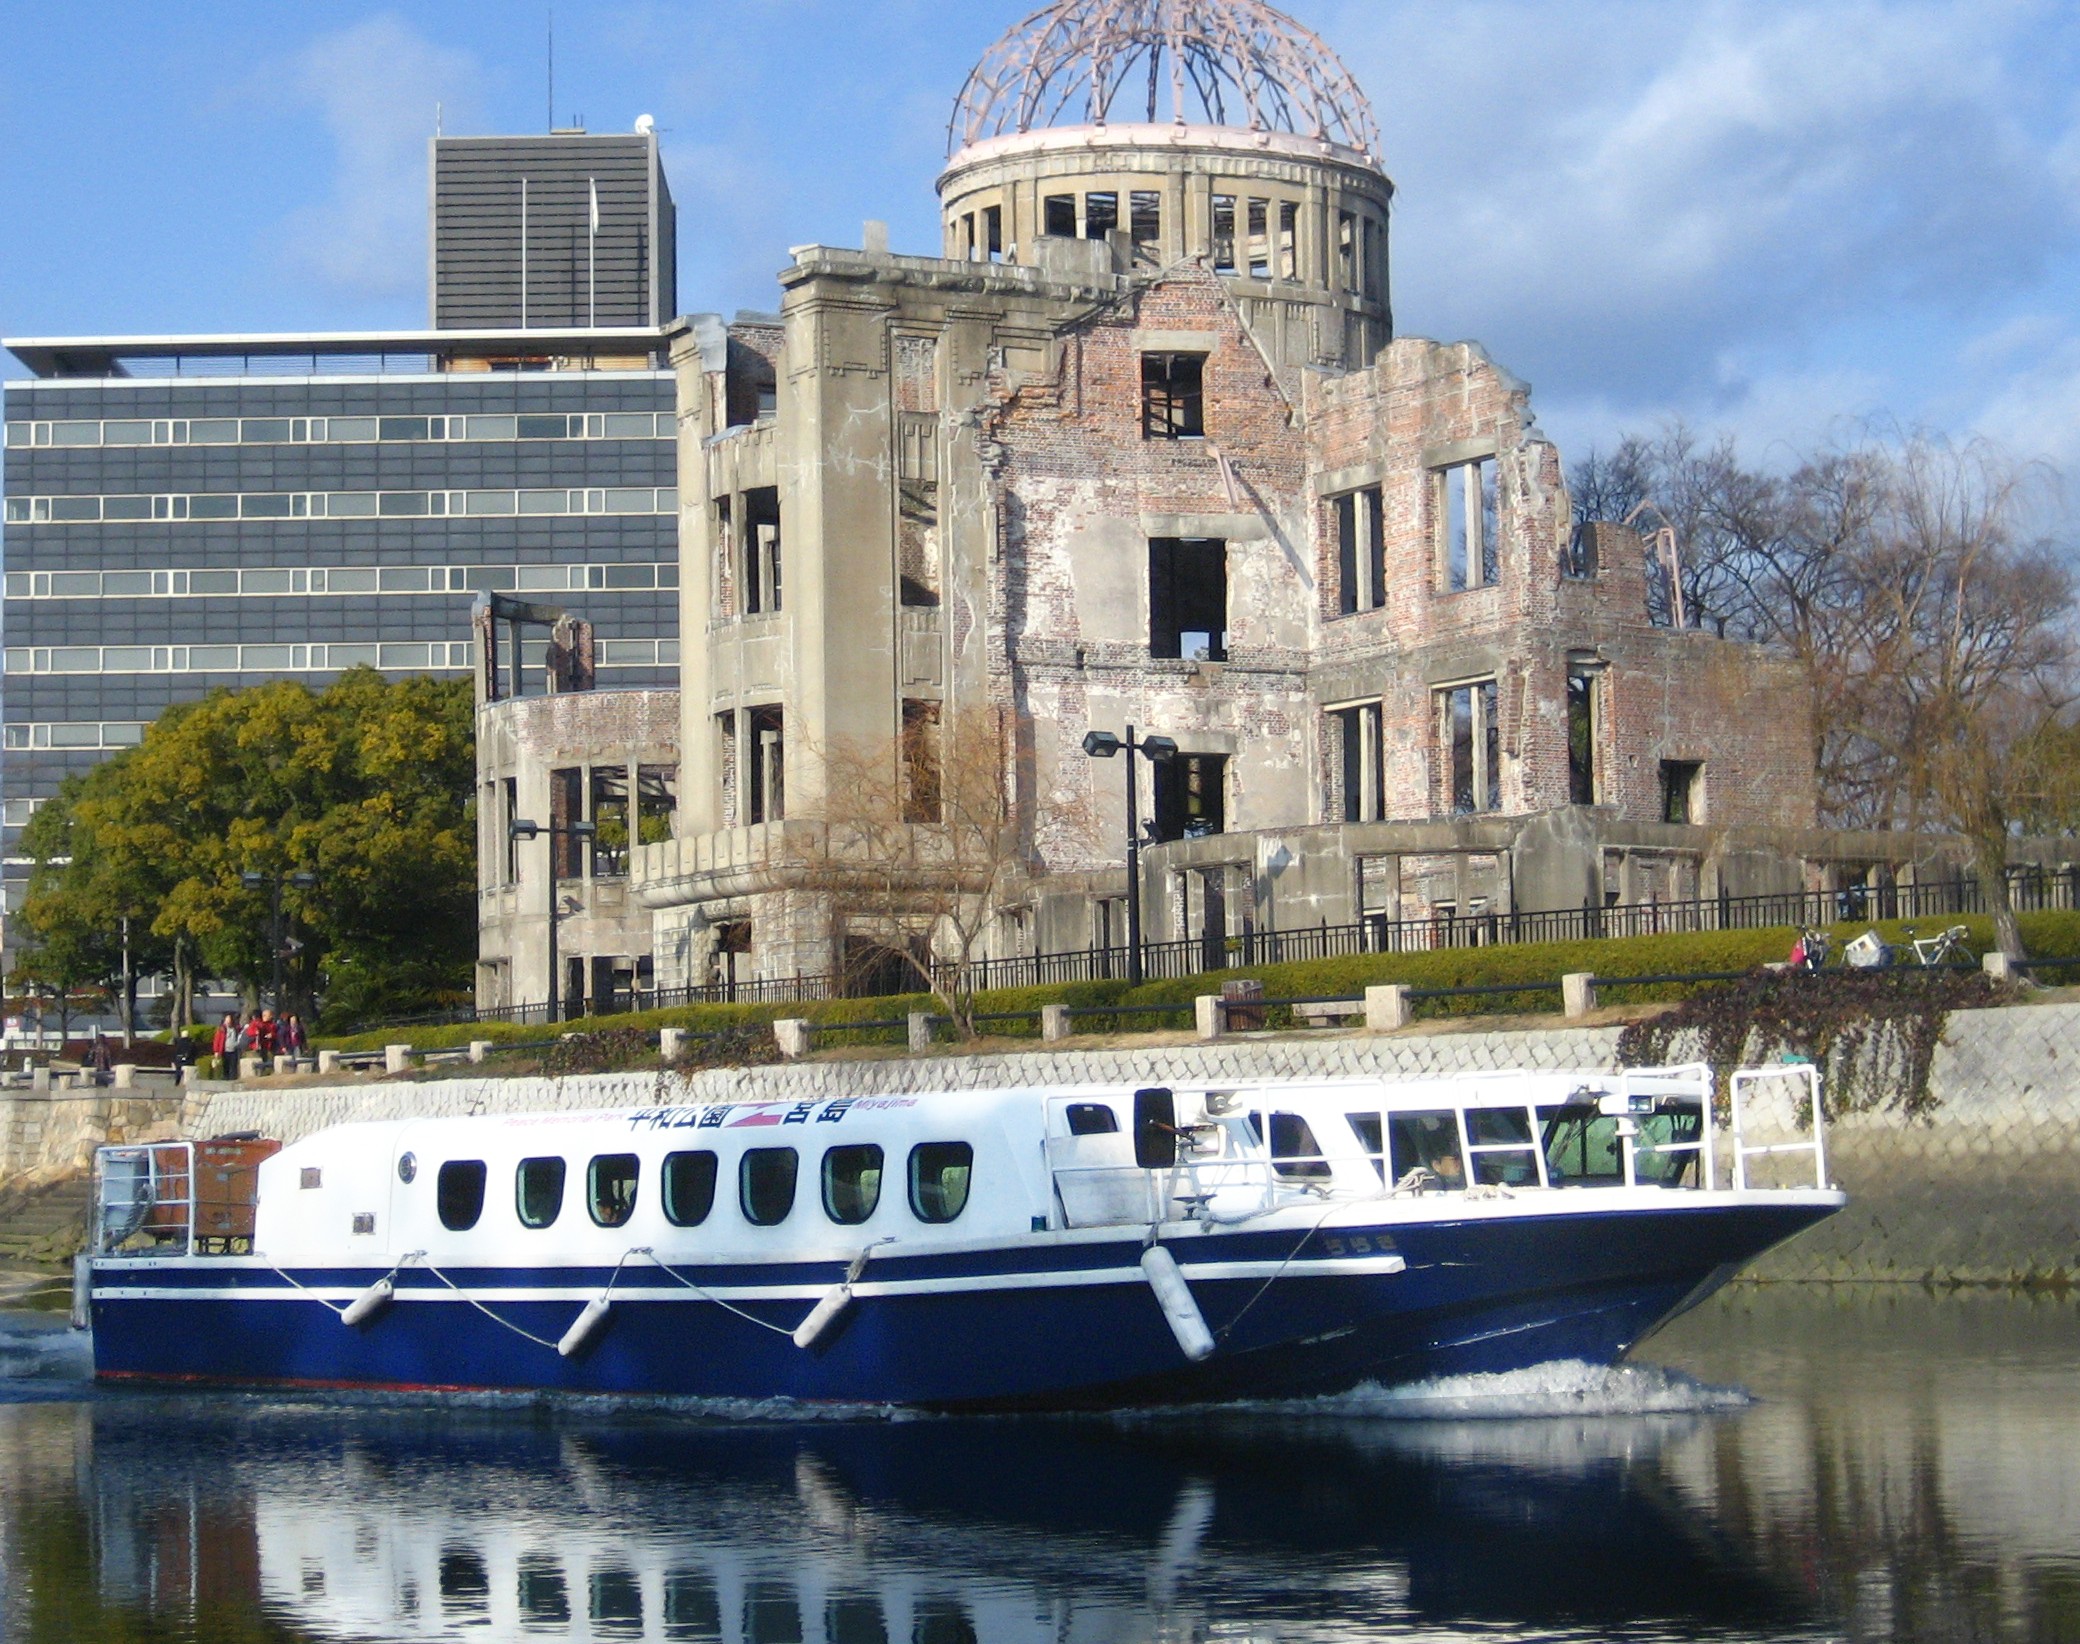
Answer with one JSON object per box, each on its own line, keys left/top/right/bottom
{"left": 1296, "top": 1359, "right": 1751, "bottom": 1420}
{"left": 0, "top": 1314, "right": 93, "bottom": 1384}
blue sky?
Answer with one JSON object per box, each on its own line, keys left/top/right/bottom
{"left": 3, "top": 0, "right": 2078, "bottom": 473}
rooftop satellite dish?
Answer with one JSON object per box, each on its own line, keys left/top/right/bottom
{"left": 634, "top": 113, "right": 655, "bottom": 134}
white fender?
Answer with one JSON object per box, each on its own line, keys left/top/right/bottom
{"left": 340, "top": 1277, "right": 394, "bottom": 1328}
{"left": 1141, "top": 1246, "right": 1215, "bottom": 1362}
{"left": 792, "top": 1283, "right": 853, "bottom": 1350}
{"left": 558, "top": 1296, "right": 612, "bottom": 1357}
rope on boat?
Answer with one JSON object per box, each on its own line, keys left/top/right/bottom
{"left": 418, "top": 1258, "right": 566, "bottom": 1350}
{"left": 269, "top": 1251, "right": 425, "bottom": 1319}
{"left": 1212, "top": 1202, "right": 1342, "bottom": 1345}
{"left": 631, "top": 1247, "right": 811, "bottom": 1339}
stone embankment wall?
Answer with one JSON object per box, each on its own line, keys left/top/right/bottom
{"left": 11, "top": 1004, "right": 2080, "bottom": 1285}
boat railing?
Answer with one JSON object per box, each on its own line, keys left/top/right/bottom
{"left": 1729, "top": 1063, "right": 1829, "bottom": 1190}
{"left": 93, "top": 1141, "right": 195, "bottom": 1256}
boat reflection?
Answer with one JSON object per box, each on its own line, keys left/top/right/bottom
{"left": 59, "top": 1399, "right": 1807, "bottom": 1643}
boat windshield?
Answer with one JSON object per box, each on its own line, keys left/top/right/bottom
{"left": 1538, "top": 1103, "right": 1702, "bottom": 1188}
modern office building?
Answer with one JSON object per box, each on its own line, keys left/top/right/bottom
{"left": 0, "top": 127, "right": 681, "bottom": 924}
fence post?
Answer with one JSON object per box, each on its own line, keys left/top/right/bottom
{"left": 1983, "top": 951, "right": 2016, "bottom": 983}
{"left": 1364, "top": 984, "right": 1411, "bottom": 1032}
{"left": 774, "top": 1019, "right": 811, "bottom": 1060}
{"left": 658, "top": 1027, "right": 683, "bottom": 1062}
{"left": 1040, "top": 1004, "right": 1071, "bottom": 1043}
{"left": 112, "top": 1064, "right": 137, "bottom": 1090}
{"left": 1194, "top": 995, "right": 1225, "bottom": 1041}
{"left": 383, "top": 1044, "right": 412, "bottom": 1074}
{"left": 1562, "top": 973, "right": 1598, "bottom": 1020}
{"left": 469, "top": 1039, "right": 494, "bottom": 1064}
{"left": 907, "top": 1013, "right": 934, "bottom": 1053}
{"left": 317, "top": 1050, "right": 340, "bottom": 1076}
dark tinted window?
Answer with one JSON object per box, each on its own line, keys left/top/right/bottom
{"left": 588, "top": 1154, "right": 639, "bottom": 1227}
{"left": 1347, "top": 1113, "right": 1384, "bottom": 1179}
{"left": 1467, "top": 1106, "right": 1541, "bottom": 1186}
{"left": 436, "top": 1161, "right": 487, "bottom": 1230}
{"left": 662, "top": 1150, "right": 718, "bottom": 1226}
{"left": 740, "top": 1148, "right": 799, "bottom": 1226}
{"left": 822, "top": 1145, "right": 884, "bottom": 1225}
{"left": 1268, "top": 1112, "right": 1331, "bottom": 1180}
{"left": 1066, "top": 1102, "right": 1117, "bottom": 1135}
{"left": 515, "top": 1156, "right": 565, "bottom": 1228}
{"left": 909, "top": 1142, "right": 973, "bottom": 1224}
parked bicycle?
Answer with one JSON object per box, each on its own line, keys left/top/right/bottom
{"left": 1788, "top": 928, "right": 1833, "bottom": 972}
{"left": 1906, "top": 924, "right": 1975, "bottom": 968}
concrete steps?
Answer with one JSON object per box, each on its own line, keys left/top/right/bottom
{"left": 0, "top": 1174, "right": 91, "bottom": 1268}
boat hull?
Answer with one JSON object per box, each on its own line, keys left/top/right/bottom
{"left": 88, "top": 1196, "right": 1836, "bottom": 1409}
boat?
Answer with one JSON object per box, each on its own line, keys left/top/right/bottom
{"left": 80, "top": 1063, "right": 1842, "bottom": 1408}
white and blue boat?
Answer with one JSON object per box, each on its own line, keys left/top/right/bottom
{"left": 82, "top": 1064, "right": 1841, "bottom": 1408}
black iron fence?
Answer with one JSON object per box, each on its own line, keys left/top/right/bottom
{"left": 351, "top": 864, "right": 2078, "bottom": 1033}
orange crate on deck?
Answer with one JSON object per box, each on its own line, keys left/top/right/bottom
{"left": 193, "top": 1138, "right": 281, "bottom": 1249}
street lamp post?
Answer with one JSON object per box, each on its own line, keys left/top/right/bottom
{"left": 509, "top": 816, "right": 596, "bottom": 1022}
{"left": 1081, "top": 725, "right": 1177, "bottom": 986}
{"left": 240, "top": 869, "right": 319, "bottom": 1016}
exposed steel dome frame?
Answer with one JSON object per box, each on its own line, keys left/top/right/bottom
{"left": 948, "top": 0, "right": 1380, "bottom": 159}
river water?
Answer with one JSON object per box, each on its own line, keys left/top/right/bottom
{"left": 0, "top": 1287, "right": 2074, "bottom": 1643}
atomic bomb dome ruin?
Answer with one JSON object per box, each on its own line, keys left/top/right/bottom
{"left": 470, "top": 0, "right": 1924, "bottom": 1015}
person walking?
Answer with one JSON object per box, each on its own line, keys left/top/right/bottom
{"left": 280, "top": 1013, "right": 308, "bottom": 1064}
{"left": 211, "top": 1013, "right": 235, "bottom": 1079}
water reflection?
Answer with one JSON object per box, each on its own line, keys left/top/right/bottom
{"left": 0, "top": 1289, "right": 2074, "bottom": 1643}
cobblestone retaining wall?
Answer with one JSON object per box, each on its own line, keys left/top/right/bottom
{"left": 15, "top": 1003, "right": 2080, "bottom": 1285}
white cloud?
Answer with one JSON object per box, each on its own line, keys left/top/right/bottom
{"left": 270, "top": 17, "right": 483, "bottom": 301}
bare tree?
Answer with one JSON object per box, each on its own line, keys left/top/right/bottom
{"left": 802, "top": 704, "right": 1063, "bottom": 1037}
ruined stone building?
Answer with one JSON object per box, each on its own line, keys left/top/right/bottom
{"left": 482, "top": 0, "right": 2017, "bottom": 1009}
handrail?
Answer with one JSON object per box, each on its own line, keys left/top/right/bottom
{"left": 1729, "top": 1064, "right": 1828, "bottom": 1190}
{"left": 93, "top": 1140, "right": 194, "bottom": 1256}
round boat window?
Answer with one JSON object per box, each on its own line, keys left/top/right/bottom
{"left": 397, "top": 1151, "right": 417, "bottom": 1184}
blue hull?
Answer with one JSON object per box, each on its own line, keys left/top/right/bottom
{"left": 90, "top": 1200, "right": 1834, "bottom": 1408}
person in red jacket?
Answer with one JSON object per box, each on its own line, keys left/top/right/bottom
{"left": 211, "top": 1013, "right": 237, "bottom": 1079}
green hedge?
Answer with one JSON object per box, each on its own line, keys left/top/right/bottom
{"left": 316, "top": 910, "right": 2080, "bottom": 1054}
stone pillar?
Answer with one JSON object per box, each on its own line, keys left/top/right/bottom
{"left": 907, "top": 1013, "right": 934, "bottom": 1053}
{"left": 317, "top": 1049, "right": 340, "bottom": 1076}
{"left": 31, "top": 1066, "right": 50, "bottom": 1093}
{"left": 1983, "top": 951, "right": 2016, "bottom": 982}
{"left": 657, "top": 1028, "right": 683, "bottom": 1061}
{"left": 469, "top": 1039, "right": 495, "bottom": 1064}
{"left": 1562, "top": 972, "right": 1599, "bottom": 1019}
{"left": 112, "top": 1064, "right": 137, "bottom": 1090}
{"left": 383, "top": 1044, "right": 411, "bottom": 1074}
{"left": 774, "top": 1019, "right": 811, "bottom": 1060}
{"left": 1194, "top": 995, "right": 1225, "bottom": 1041}
{"left": 179, "top": 1066, "right": 199, "bottom": 1089}
{"left": 1040, "top": 1004, "right": 1071, "bottom": 1043}
{"left": 1364, "top": 984, "right": 1411, "bottom": 1032}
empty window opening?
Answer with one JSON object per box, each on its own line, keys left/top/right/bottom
{"left": 437, "top": 1160, "right": 487, "bottom": 1232}
{"left": 515, "top": 1157, "right": 565, "bottom": 1229}
{"left": 1661, "top": 759, "right": 1703, "bottom": 825}
{"left": 1246, "top": 198, "right": 1270, "bottom": 277}
{"left": 909, "top": 1142, "right": 973, "bottom": 1223}
{"left": 1364, "top": 218, "right": 1385, "bottom": 301}
{"left": 1066, "top": 1102, "right": 1119, "bottom": 1135}
{"left": 1141, "top": 353, "right": 1205, "bottom": 440}
{"left": 1567, "top": 665, "right": 1599, "bottom": 805}
{"left": 1334, "top": 485, "right": 1385, "bottom": 614}
{"left": 1278, "top": 200, "right": 1299, "bottom": 280}
{"left": 501, "top": 776, "right": 520, "bottom": 882}
{"left": 1335, "top": 704, "right": 1384, "bottom": 823}
{"left": 713, "top": 495, "right": 736, "bottom": 618}
{"left": 717, "top": 712, "right": 740, "bottom": 827}
{"left": 1130, "top": 190, "right": 1162, "bottom": 253}
{"left": 982, "top": 204, "right": 1003, "bottom": 261}
{"left": 898, "top": 478, "right": 940, "bottom": 606}
{"left": 748, "top": 705, "right": 784, "bottom": 823}
{"left": 591, "top": 766, "right": 630, "bottom": 876}
{"left": 1153, "top": 752, "right": 1226, "bottom": 841}
{"left": 662, "top": 1150, "right": 718, "bottom": 1226}
{"left": 958, "top": 212, "right": 975, "bottom": 259}
{"left": 741, "top": 1147, "right": 799, "bottom": 1226}
{"left": 588, "top": 1154, "right": 639, "bottom": 1227}
{"left": 1211, "top": 194, "right": 1237, "bottom": 274}
{"left": 1043, "top": 194, "right": 1077, "bottom": 237}
{"left": 1440, "top": 458, "right": 1499, "bottom": 591}
{"left": 550, "top": 767, "right": 583, "bottom": 878}
{"left": 1337, "top": 210, "right": 1357, "bottom": 290}
{"left": 637, "top": 764, "right": 677, "bottom": 846}
{"left": 822, "top": 1144, "right": 885, "bottom": 1225}
{"left": 1084, "top": 190, "right": 1118, "bottom": 238}
{"left": 743, "top": 487, "right": 781, "bottom": 614}
{"left": 902, "top": 700, "right": 942, "bottom": 824}
{"left": 1148, "top": 537, "right": 1227, "bottom": 660}
{"left": 1441, "top": 680, "right": 1501, "bottom": 814}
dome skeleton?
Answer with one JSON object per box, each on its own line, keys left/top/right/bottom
{"left": 949, "top": 0, "right": 1380, "bottom": 159}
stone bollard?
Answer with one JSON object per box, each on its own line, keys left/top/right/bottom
{"left": 1194, "top": 995, "right": 1226, "bottom": 1041}
{"left": 112, "top": 1063, "right": 137, "bottom": 1090}
{"left": 317, "top": 1049, "right": 340, "bottom": 1076}
{"left": 1364, "top": 984, "right": 1412, "bottom": 1032}
{"left": 1983, "top": 951, "right": 2015, "bottom": 982}
{"left": 657, "top": 1028, "right": 683, "bottom": 1062}
{"left": 179, "top": 1065, "right": 199, "bottom": 1088}
{"left": 469, "top": 1039, "right": 494, "bottom": 1064}
{"left": 1040, "top": 1003, "right": 1071, "bottom": 1044}
{"left": 383, "top": 1043, "right": 411, "bottom": 1074}
{"left": 30, "top": 1065, "right": 49, "bottom": 1093}
{"left": 1562, "top": 972, "right": 1599, "bottom": 1020}
{"left": 774, "top": 1019, "right": 811, "bottom": 1060}
{"left": 907, "top": 1012, "right": 934, "bottom": 1053}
